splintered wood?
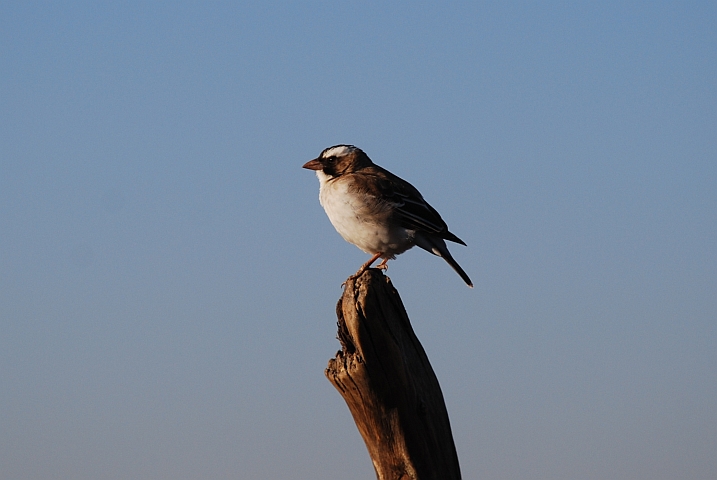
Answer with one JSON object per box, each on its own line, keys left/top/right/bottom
{"left": 326, "top": 269, "right": 461, "bottom": 480}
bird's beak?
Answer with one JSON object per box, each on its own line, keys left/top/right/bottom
{"left": 302, "top": 158, "right": 323, "bottom": 170}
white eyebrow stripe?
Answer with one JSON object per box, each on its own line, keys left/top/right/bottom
{"left": 322, "top": 145, "right": 354, "bottom": 158}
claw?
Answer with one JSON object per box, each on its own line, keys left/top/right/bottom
{"left": 341, "top": 271, "right": 363, "bottom": 288}
{"left": 342, "top": 252, "right": 383, "bottom": 287}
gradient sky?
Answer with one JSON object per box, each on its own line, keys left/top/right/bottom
{"left": 1, "top": 2, "right": 715, "bottom": 479}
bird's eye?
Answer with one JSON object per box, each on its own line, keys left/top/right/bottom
{"left": 327, "top": 156, "right": 336, "bottom": 163}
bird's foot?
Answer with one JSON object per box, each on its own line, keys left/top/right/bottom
{"left": 341, "top": 269, "right": 366, "bottom": 288}
{"left": 342, "top": 253, "right": 383, "bottom": 287}
{"left": 342, "top": 266, "right": 370, "bottom": 287}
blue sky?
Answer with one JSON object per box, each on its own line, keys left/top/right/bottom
{"left": 1, "top": 2, "right": 715, "bottom": 479}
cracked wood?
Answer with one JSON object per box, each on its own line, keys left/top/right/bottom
{"left": 325, "top": 269, "right": 461, "bottom": 480}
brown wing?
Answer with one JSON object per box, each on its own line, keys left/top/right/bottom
{"left": 357, "top": 166, "right": 467, "bottom": 245}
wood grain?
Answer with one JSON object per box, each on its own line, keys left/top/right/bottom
{"left": 325, "top": 269, "right": 461, "bottom": 480}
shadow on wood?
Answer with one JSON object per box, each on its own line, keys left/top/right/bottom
{"left": 325, "top": 269, "right": 461, "bottom": 480}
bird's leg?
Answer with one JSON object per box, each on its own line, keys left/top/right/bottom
{"left": 355, "top": 252, "right": 382, "bottom": 277}
{"left": 343, "top": 252, "right": 382, "bottom": 286}
{"left": 376, "top": 258, "right": 390, "bottom": 271}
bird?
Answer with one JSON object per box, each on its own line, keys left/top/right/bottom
{"left": 303, "top": 144, "right": 472, "bottom": 287}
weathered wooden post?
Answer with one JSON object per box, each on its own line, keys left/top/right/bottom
{"left": 325, "top": 269, "right": 462, "bottom": 480}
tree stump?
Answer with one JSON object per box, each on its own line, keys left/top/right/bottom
{"left": 325, "top": 269, "right": 461, "bottom": 480}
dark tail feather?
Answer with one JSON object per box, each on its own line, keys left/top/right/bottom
{"left": 443, "top": 230, "right": 467, "bottom": 246}
{"left": 441, "top": 249, "right": 473, "bottom": 288}
{"left": 414, "top": 234, "right": 473, "bottom": 288}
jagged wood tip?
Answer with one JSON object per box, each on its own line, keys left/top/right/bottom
{"left": 325, "top": 268, "right": 461, "bottom": 480}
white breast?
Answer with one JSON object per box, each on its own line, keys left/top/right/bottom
{"left": 316, "top": 171, "right": 412, "bottom": 257}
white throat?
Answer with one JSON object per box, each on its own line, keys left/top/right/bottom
{"left": 315, "top": 169, "right": 333, "bottom": 185}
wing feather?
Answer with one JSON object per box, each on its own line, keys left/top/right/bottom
{"left": 351, "top": 166, "right": 466, "bottom": 245}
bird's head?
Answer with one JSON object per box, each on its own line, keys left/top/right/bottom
{"left": 302, "top": 145, "right": 372, "bottom": 178}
